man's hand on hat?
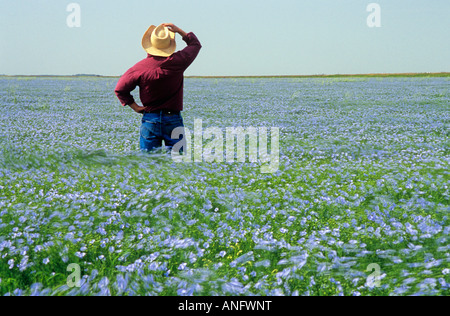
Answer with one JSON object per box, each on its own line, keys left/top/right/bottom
{"left": 163, "top": 23, "right": 187, "bottom": 38}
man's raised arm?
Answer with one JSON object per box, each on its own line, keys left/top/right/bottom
{"left": 162, "top": 23, "right": 202, "bottom": 72}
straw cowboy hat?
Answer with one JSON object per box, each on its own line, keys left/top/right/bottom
{"left": 142, "top": 24, "right": 176, "bottom": 57}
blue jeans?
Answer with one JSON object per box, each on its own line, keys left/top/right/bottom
{"left": 140, "top": 111, "right": 184, "bottom": 152}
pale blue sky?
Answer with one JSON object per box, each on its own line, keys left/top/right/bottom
{"left": 0, "top": 0, "right": 449, "bottom": 76}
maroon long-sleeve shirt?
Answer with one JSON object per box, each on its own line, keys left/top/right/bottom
{"left": 115, "top": 32, "right": 202, "bottom": 112}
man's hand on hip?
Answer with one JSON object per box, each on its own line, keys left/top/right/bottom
{"left": 128, "top": 102, "right": 146, "bottom": 114}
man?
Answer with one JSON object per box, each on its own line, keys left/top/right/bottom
{"left": 115, "top": 23, "right": 201, "bottom": 152}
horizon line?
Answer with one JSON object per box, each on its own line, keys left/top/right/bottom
{"left": 0, "top": 72, "right": 449, "bottom": 79}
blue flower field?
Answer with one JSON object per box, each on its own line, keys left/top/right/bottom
{"left": 0, "top": 75, "right": 449, "bottom": 296}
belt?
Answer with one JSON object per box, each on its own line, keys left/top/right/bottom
{"left": 145, "top": 110, "right": 180, "bottom": 115}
